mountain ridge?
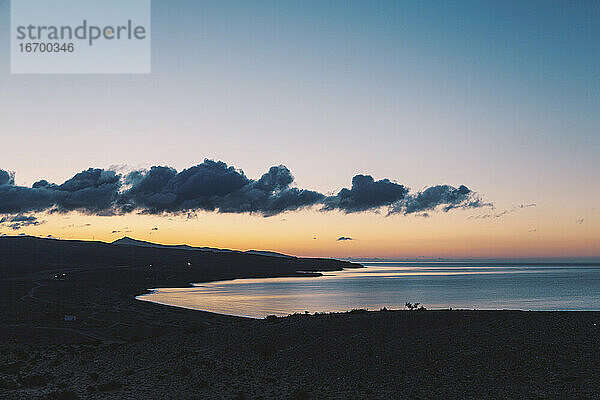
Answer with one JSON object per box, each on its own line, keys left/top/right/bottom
{"left": 112, "top": 236, "right": 294, "bottom": 258}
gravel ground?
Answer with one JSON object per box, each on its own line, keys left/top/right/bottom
{"left": 1, "top": 309, "right": 599, "bottom": 399}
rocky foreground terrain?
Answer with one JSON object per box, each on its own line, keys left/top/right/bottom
{"left": 1, "top": 236, "right": 599, "bottom": 399}
{"left": 1, "top": 310, "right": 600, "bottom": 399}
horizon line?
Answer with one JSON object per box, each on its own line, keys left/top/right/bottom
{"left": 2, "top": 234, "right": 599, "bottom": 263}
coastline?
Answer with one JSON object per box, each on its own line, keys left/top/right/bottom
{"left": 0, "top": 236, "right": 365, "bottom": 340}
{"left": 136, "top": 260, "right": 600, "bottom": 318}
{"left": 133, "top": 267, "right": 359, "bottom": 318}
{"left": 2, "top": 237, "right": 600, "bottom": 398}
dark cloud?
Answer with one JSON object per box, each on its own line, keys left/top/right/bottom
{"left": 0, "top": 160, "right": 487, "bottom": 219}
{"left": 0, "top": 214, "right": 43, "bottom": 230}
{"left": 121, "top": 161, "right": 251, "bottom": 213}
{"left": 0, "top": 169, "right": 15, "bottom": 186}
{"left": 55, "top": 168, "right": 121, "bottom": 213}
{"left": 0, "top": 184, "right": 58, "bottom": 214}
{"left": 322, "top": 175, "right": 408, "bottom": 213}
{"left": 337, "top": 236, "right": 354, "bottom": 241}
{"left": 393, "top": 185, "right": 483, "bottom": 215}
{"left": 119, "top": 162, "right": 325, "bottom": 216}
{"left": 217, "top": 165, "right": 324, "bottom": 216}
{"left": 0, "top": 168, "right": 121, "bottom": 215}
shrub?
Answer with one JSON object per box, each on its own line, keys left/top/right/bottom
{"left": 96, "top": 380, "right": 122, "bottom": 392}
{"left": 184, "top": 325, "right": 206, "bottom": 334}
{"left": 233, "top": 390, "right": 248, "bottom": 400}
{"left": 292, "top": 387, "right": 311, "bottom": 400}
{"left": 0, "top": 376, "right": 18, "bottom": 390}
{"left": 195, "top": 377, "right": 208, "bottom": 388}
{"left": 176, "top": 365, "right": 191, "bottom": 376}
{"left": 14, "top": 348, "right": 29, "bottom": 361}
{"left": 256, "top": 343, "right": 277, "bottom": 360}
{"left": 0, "top": 361, "right": 21, "bottom": 375}
{"left": 21, "top": 374, "right": 47, "bottom": 388}
{"left": 45, "top": 390, "right": 80, "bottom": 400}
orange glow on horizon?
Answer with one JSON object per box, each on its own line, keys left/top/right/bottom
{"left": 3, "top": 205, "right": 598, "bottom": 260}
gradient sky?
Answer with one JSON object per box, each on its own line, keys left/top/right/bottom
{"left": 0, "top": 0, "right": 598, "bottom": 259}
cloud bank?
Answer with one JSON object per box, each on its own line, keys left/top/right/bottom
{"left": 0, "top": 214, "right": 43, "bottom": 230}
{"left": 0, "top": 160, "right": 488, "bottom": 222}
{"left": 323, "top": 175, "right": 408, "bottom": 213}
{"left": 395, "top": 185, "right": 485, "bottom": 215}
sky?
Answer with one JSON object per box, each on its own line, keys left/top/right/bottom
{"left": 0, "top": 0, "right": 598, "bottom": 259}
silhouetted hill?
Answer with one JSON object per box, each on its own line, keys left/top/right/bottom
{"left": 112, "top": 236, "right": 293, "bottom": 258}
{"left": 0, "top": 236, "right": 354, "bottom": 281}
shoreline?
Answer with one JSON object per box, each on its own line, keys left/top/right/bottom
{"left": 2, "top": 237, "right": 600, "bottom": 398}
{"left": 0, "top": 236, "right": 366, "bottom": 342}
{"left": 134, "top": 262, "right": 600, "bottom": 318}
{"left": 129, "top": 269, "right": 339, "bottom": 299}
{"left": 133, "top": 268, "right": 348, "bottom": 319}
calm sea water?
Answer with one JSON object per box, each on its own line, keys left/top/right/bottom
{"left": 136, "top": 262, "right": 600, "bottom": 318}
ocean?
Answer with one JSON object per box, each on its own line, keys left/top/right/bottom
{"left": 136, "top": 262, "right": 600, "bottom": 318}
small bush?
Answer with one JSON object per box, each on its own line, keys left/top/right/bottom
{"left": 195, "top": 377, "right": 208, "bottom": 388}
{"left": 256, "top": 343, "right": 277, "bottom": 361}
{"left": 176, "top": 365, "right": 191, "bottom": 376}
{"left": 0, "top": 376, "right": 18, "bottom": 390}
{"left": 14, "top": 348, "right": 29, "bottom": 361}
{"left": 96, "top": 380, "right": 122, "bottom": 392}
{"left": 45, "top": 390, "right": 80, "bottom": 400}
{"left": 0, "top": 361, "right": 20, "bottom": 375}
{"left": 233, "top": 390, "right": 248, "bottom": 400}
{"left": 184, "top": 325, "right": 206, "bottom": 334}
{"left": 292, "top": 387, "right": 311, "bottom": 400}
{"left": 49, "top": 359, "right": 61, "bottom": 367}
{"left": 21, "top": 374, "right": 47, "bottom": 388}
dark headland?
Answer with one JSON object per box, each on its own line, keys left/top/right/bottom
{"left": 1, "top": 236, "right": 599, "bottom": 399}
